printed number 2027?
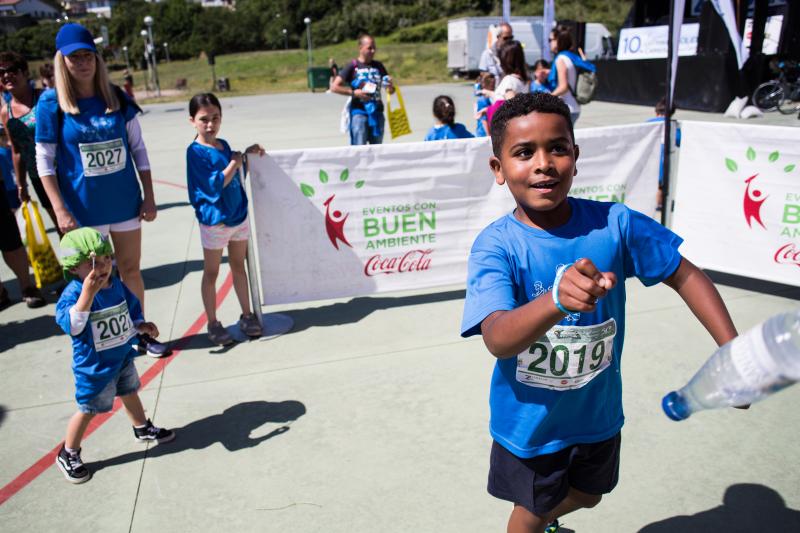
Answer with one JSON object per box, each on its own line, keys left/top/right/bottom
{"left": 97, "top": 312, "right": 130, "bottom": 340}
{"left": 527, "top": 342, "right": 605, "bottom": 376}
{"left": 86, "top": 148, "right": 122, "bottom": 169}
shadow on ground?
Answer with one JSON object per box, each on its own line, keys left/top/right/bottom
{"left": 88, "top": 400, "right": 306, "bottom": 472}
{"left": 141, "top": 257, "right": 227, "bottom": 290}
{"left": 0, "top": 314, "right": 62, "bottom": 353}
{"left": 283, "top": 289, "right": 466, "bottom": 333}
{"left": 156, "top": 201, "right": 191, "bottom": 212}
{"left": 707, "top": 270, "right": 800, "bottom": 300}
{"left": 638, "top": 483, "right": 800, "bottom": 532}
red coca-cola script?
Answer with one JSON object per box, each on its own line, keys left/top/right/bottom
{"left": 364, "top": 249, "right": 433, "bottom": 276}
{"left": 774, "top": 243, "right": 800, "bottom": 267}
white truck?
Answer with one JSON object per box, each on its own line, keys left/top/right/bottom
{"left": 447, "top": 16, "right": 612, "bottom": 75}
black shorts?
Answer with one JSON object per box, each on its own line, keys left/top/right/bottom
{"left": 0, "top": 190, "right": 23, "bottom": 252}
{"left": 487, "top": 433, "right": 621, "bottom": 517}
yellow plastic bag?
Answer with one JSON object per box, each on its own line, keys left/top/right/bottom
{"left": 21, "top": 200, "right": 62, "bottom": 288}
{"left": 386, "top": 85, "right": 412, "bottom": 139}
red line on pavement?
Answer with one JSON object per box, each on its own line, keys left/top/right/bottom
{"left": 152, "top": 179, "right": 187, "bottom": 190}
{"left": 0, "top": 273, "right": 234, "bottom": 506}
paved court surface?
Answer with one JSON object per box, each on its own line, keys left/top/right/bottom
{"left": 1, "top": 83, "right": 798, "bottom": 533}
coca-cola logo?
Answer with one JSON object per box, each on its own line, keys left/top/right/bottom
{"left": 774, "top": 243, "right": 800, "bottom": 267}
{"left": 364, "top": 249, "right": 433, "bottom": 277}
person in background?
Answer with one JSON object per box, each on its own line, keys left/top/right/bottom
{"left": 123, "top": 69, "right": 135, "bottom": 100}
{"left": 331, "top": 34, "right": 395, "bottom": 145}
{"left": 0, "top": 51, "right": 59, "bottom": 231}
{"left": 424, "top": 95, "right": 474, "bottom": 141}
{"left": 530, "top": 60, "right": 551, "bottom": 93}
{"left": 494, "top": 41, "right": 530, "bottom": 102}
{"left": 480, "top": 22, "right": 514, "bottom": 81}
{"left": 39, "top": 63, "right": 55, "bottom": 89}
{"left": 327, "top": 57, "right": 339, "bottom": 92}
{"left": 647, "top": 98, "right": 681, "bottom": 212}
{"left": 0, "top": 124, "right": 19, "bottom": 211}
{"left": 475, "top": 72, "right": 495, "bottom": 137}
{"left": 547, "top": 26, "right": 581, "bottom": 124}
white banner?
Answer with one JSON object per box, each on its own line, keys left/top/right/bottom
{"left": 743, "top": 15, "right": 784, "bottom": 56}
{"left": 672, "top": 121, "right": 800, "bottom": 286}
{"left": 617, "top": 23, "right": 699, "bottom": 60}
{"left": 249, "top": 123, "right": 662, "bottom": 304}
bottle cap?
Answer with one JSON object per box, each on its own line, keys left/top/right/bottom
{"left": 661, "top": 391, "right": 690, "bottom": 421}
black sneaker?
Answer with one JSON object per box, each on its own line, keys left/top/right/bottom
{"left": 133, "top": 419, "right": 176, "bottom": 444}
{"left": 137, "top": 333, "right": 173, "bottom": 357}
{"left": 55, "top": 445, "right": 92, "bottom": 484}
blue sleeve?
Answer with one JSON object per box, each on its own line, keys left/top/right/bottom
{"left": 619, "top": 205, "right": 683, "bottom": 286}
{"left": 461, "top": 228, "right": 518, "bottom": 337}
{"left": 34, "top": 89, "right": 59, "bottom": 143}
{"left": 120, "top": 278, "right": 144, "bottom": 323}
{"left": 186, "top": 143, "right": 225, "bottom": 206}
{"left": 424, "top": 127, "right": 436, "bottom": 141}
{"left": 451, "top": 124, "right": 474, "bottom": 139}
{"left": 55, "top": 282, "right": 81, "bottom": 335}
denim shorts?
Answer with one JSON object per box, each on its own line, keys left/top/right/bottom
{"left": 78, "top": 359, "right": 141, "bottom": 414}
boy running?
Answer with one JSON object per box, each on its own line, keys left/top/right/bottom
{"left": 461, "top": 93, "right": 737, "bottom": 533}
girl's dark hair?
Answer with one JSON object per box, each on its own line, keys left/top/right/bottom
{"left": 432, "top": 95, "right": 456, "bottom": 125}
{"left": 0, "top": 51, "right": 28, "bottom": 73}
{"left": 532, "top": 59, "right": 550, "bottom": 70}
{"left": 498, "top": 40, "right": 529, "bottom": 83}
{"left": 189, "top": 92, "right": 222, "bottom": 117}
{"left": 479, "top": 71, "right": 496, "bottom": 90}
{"left": 551, "top": 26, "right": 574, "bottom": 53}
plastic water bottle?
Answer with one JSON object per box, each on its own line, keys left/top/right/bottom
{"left": 662, "top": 309, "right": 800, "bottom": 421}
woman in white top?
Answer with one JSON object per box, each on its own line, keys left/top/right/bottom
{"left": 493, "top": 41, "right": 530, "bottom": 101}
{"left": 549, "top": 26, "right": 580, "bottom": 123}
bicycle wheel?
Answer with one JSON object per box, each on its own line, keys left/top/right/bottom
{"left": 752, "top": 81, "right": 783, "bottom": 112}
{"left": 777, "top": 85, "right": 800, "bottom": 114}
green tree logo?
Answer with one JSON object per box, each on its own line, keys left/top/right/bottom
{"left": 726, "top": 147, "right": 796, "bottom": 230}
{"left": 299, "top": 168, "right": 365, "bottom": 250}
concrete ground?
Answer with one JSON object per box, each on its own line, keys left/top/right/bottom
{"left": 1, "top": 83, "right": 798, "bottom": 533}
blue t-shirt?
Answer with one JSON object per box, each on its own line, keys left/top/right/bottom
{"left": 35, "top": 89, "right": 141, "bottom": 226}
{"left": 530, "top": 81, "right": 551, "bottom": 93}
{"left": 185, "top": 139, "right": 248, "bottom": 227}
{"left": 0, "top": 146, "right": 19, "bottom": 209}
{"left": 56, "top": 276, "right": 143, "bottom": 404}
{"left": 475, "top": 96, "right": 492, "bottom": 137}
{"left": 424, "top": 123, "right": 475, "bottom": 141}
{"left": 461, "top": 198, "right": 683, "bottom": 459}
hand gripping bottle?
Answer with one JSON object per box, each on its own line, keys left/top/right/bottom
{"left": 662, "top": 309, "right": 800, "bottom": 421}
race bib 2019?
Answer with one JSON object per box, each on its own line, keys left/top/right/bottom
{"left": 90, "top": 300, "right": 135, "bottom": 351}
{"left": 516, "top": 318, "right": 616, "bottom": 390}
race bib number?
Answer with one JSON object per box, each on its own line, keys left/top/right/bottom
{"left": 516, "top": 318, "right": 616, "bottom": 390}
{"left": 79, "top": 138, "right": 127, "bottom": 177}
{"left": 90, "top": 301, "right": 136, "bottom": 351}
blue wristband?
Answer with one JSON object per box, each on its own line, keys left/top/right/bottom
{"left": 552, "top": 262, "right": 575, "bottom": 314}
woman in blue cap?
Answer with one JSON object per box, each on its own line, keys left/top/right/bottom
{"left": 35, "top": 23, "right": 168, "bottom": 356}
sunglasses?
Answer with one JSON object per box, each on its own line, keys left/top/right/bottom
{"left": 0, "top": 66, "right": 21, "bottom": 76}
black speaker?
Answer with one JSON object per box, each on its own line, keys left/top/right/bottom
{"left": 696, "top": 1, "right": 732, "bottom": 56}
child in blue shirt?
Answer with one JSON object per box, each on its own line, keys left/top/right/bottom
{"left": 0, "top": 125, "right": 19, "bottom": 209}
{"left": 475, "top": 72, "right": 495, "bottom": 137}
{"left": 530, "top": 59, "right": 552, "bottom": 94}
{"left": 424, "top": 95, "right": 474, "bottom": 141}
{"left": 185, "top": 93, "right": 265, "bottom": 346}
{"left": 55, "top": 228, "right": 174, "bottom": 484}
{"left": 461, "top": 93, "right": 738, "bottom": 533}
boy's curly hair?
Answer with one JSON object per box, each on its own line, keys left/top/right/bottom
{"left": 490, "top": 92, "right": 574, "bottom": 157}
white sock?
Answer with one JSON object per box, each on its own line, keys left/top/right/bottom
{"left": 65, "top": 446, "right": 79, "bottom": 455}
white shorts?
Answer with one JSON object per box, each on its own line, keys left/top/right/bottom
{"left": 89, "top": 216, "right": 141, "bottom": 237}
{"left": 199, "top": 218, "right": 250, "bottom": 250}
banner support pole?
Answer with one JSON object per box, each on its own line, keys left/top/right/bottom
{"left": 660, "top": 0, "right": 675, "bottom": 227}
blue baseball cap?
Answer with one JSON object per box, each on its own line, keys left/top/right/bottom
{"left": 56, "top": 23, "right": 97, "bottom": 56}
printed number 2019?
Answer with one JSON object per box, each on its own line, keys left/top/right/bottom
{"left": 527, "top": 342, "right": 605, "bottom": 376}
{"left": 86, "top": 148, "right": 122, "bottom": 169}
